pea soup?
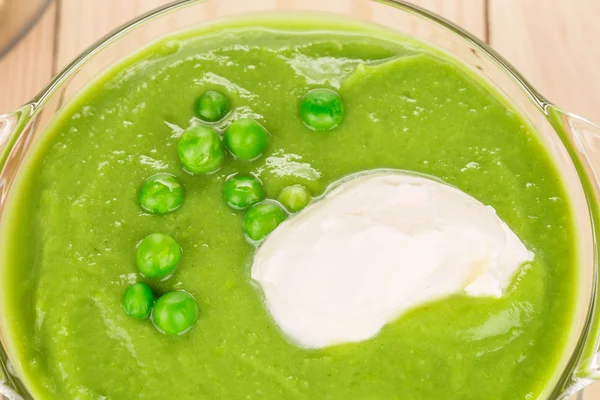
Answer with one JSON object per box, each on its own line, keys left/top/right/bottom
{"left": 0, "top": 17, "right": 578, "bottom": 400}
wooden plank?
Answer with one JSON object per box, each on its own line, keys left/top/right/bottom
{"left": 0, "top": 2, "right": 56, "bottom": 114}
{"left": 55, "top": 0, "right": 171, "bottom": 70}
{"left": 489, "top": 0, "right": 600, "bottom": 123}
{"left": 413, "top": 0, "right": 486, "bottom": 41}
{"left": 279, "top": 0, "right": 485, "bottom": 41}
{"left": 0, "top": 0, "right": 49, "bottom": 52}
{"left": 584, "top": 384, "right": 600, "bottom": 400}
{"left": 587, "top": 384, "right": 600, "bottom": 399}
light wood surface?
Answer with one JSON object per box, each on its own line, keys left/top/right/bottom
{"left": 490, "top": 0, "right": 600, "bottom": 123}
{"left": 0, "top": 0, "right": 599, "bottom": 398}
{"left": 0, "top": 1, "right": 56, "bottom": 113}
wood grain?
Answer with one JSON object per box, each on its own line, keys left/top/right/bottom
{"left": 412, "top": 0, "right": 486, "bottom": 40}
{"left": 489, "top": 0, "right": 600, "bottom": 123}
{"left": 55, "top": 0, "right": 171, "bottom": 70}
{"left": 0, "top": 2, "right": 56, "bottom": 114}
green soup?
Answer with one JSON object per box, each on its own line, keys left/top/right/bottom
{"left": 0, "top": 17, "right": 578, "bottom": 400}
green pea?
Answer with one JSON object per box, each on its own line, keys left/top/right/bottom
{"left": 138, "top": 173, "right": 183, "bottom": 215}
{"left": 223, "top": 119, "right": 268, "bottom": 160}
{"left": 178, "top": 126, "right": 224, "bottom": 174}
{"left": 122, "top": 283, "right": 155, "bottom": 319}
{"left": 196, "top": 90, "right": 231, "bottom": 123}
{"left": 300, "top": 88, "right": 344, "bottom": 131}
{"left": 279, "top": 184, "right": 311, "bottom": 213}
{"left": 223, "top": 176, "right": 265, "bottom": 210}
{"left": 243, "top": 203, "right": 287, "bottom": 241}
{"left": 136, "top": 233, "right": 181, "bottom": 280}
{"left": 152, "top": 291, "right": 198, "bottom": 336}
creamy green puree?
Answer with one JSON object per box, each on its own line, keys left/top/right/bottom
{"left": 0, "top": 17, "right": 578, "bottom": 400}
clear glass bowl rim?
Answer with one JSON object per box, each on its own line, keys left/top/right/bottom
{"left": 24, "top": 0, "right": 555, "bottom": 117}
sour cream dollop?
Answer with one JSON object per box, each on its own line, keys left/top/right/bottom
{"left": 251, "top": 172, "right": 534, "bottom": 349}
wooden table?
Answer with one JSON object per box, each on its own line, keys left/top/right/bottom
{"left": 0, "top": 1, "right": 599, "bottom": 399}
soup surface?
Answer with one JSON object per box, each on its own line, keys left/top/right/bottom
{"left": 0, "top": 18, "right": 577, "bottom": 400}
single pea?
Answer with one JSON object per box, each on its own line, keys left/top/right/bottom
{"left": 300, "top": 88, "right": 344, "bottom": 131}
{"left": 122, "top": 283, "right": 155, "bottom": 319}
{"left": 138, "top": 173, "right": 184, "bottom": 215}
{"left": 178, "top": 126, "right": 224, "bottom": 174}
{"left": 223, "top": 176, "right": 265, "bottom": 210}
{"left": 223, "top": 119, "right": 268, "bottom": 160}
{"left": 279, "top": 184, "right": 311, "bottom": 213}
{"left": 243, "top": 203, "right": 287, "bottom": 241}
{"left": 136, "top": 233, "right": 181, "bottom": 280}
{"left": 152, "top": 291, "right": 198, "bottom": 336}
{"left": 196, "top": 90, "right": 231, "bottom": 123}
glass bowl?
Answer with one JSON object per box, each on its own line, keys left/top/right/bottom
{"left": 1, "top": 1, "right": 599, "bottom": 399}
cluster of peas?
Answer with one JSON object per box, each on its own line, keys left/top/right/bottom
{"left": 121, "top": 87, "right": 345, "bottom": 336}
